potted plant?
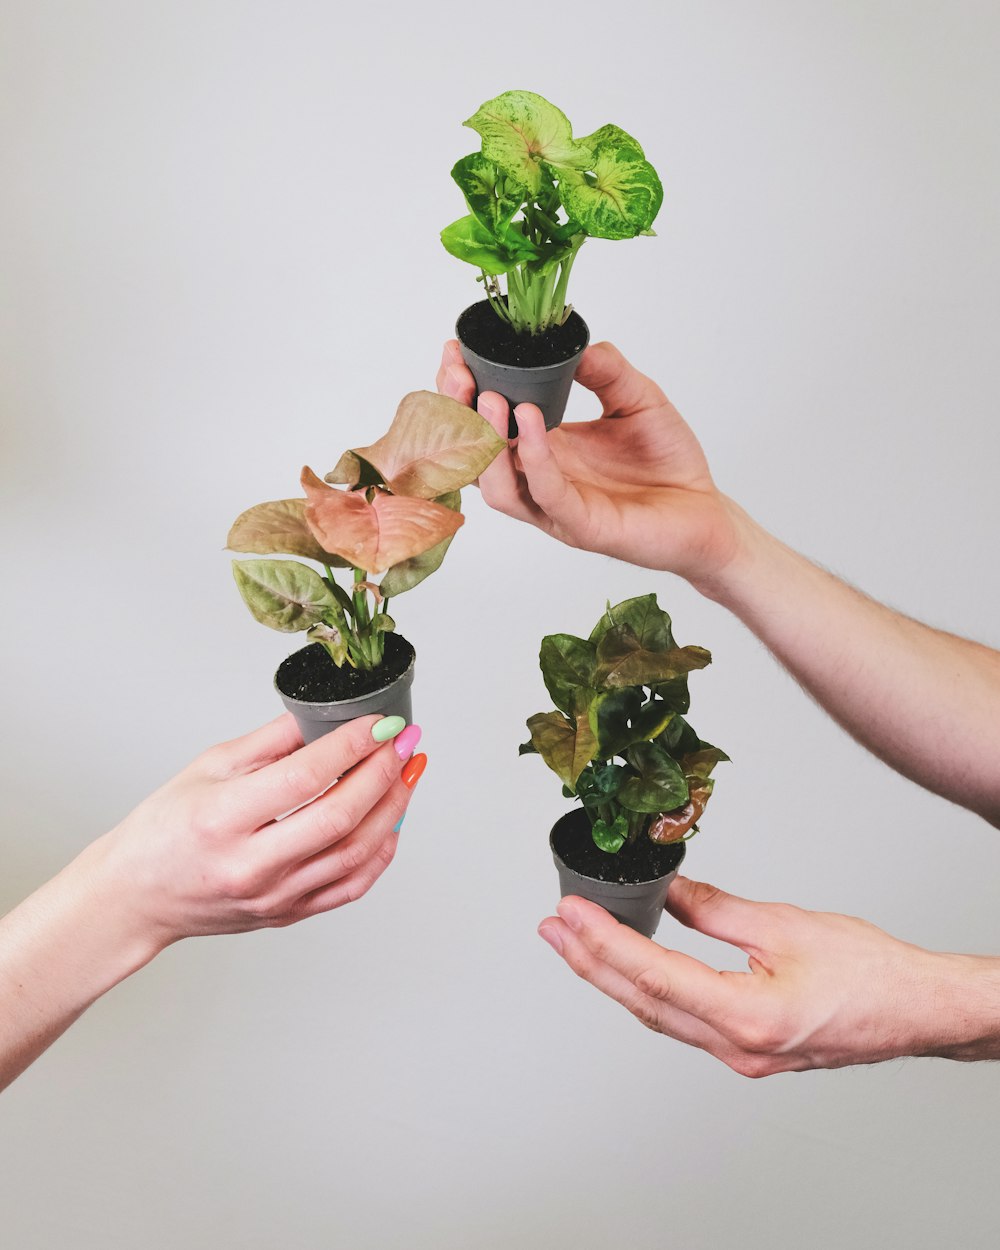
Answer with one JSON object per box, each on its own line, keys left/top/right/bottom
{"left": 521, "top": 594, "right": 728, "bottom": 937}
{"left": 441, "top": 89, "right": 663, "bottom": 434}
{"left": 228, "top": 390, "right": 505, "bottom": 742}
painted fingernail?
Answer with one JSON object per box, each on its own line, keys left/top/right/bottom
{"left": 393, "top": 723, "right": 422, "bottom": 760}
{"left": 401, "top": 752, "right": 427, "bottom": 789}
{"left": 393, "top": 813, "right": 406, "bottom": 834}
{"left": 371, "top": 715, "right": 405, "bottom": 742}
{"left": 538, "top": 923, "right": 563, "bottom": 955}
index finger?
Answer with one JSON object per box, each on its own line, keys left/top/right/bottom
{"left": 436, "top": 340, "right": 476, "bottom": 405}
{"left": 230, "top": 714, "right": 405, "bottom": 828}
{"left": 555, "top": 895, "right": 750, "bottom": 1031}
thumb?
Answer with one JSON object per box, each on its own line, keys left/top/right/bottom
{"left": 573, "top": 341, "right": 669, "bottom": 418}
{"left": 665, "top": 876, "right": 776, "bottom": 951}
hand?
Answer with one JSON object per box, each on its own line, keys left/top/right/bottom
{"left": 90, "top": 712, "right": 424, "bottom": 947}
{"left": 0, "top": 712, "right": 425, "bottom": 1091}
{"left": 537, "top": 877, "right": 1000, "bottom": 1075}
{"left": 437, "top": 339, "right": 743, "bottom": 585}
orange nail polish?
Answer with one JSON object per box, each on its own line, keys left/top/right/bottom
{"left": 401, "top": 752, "right": 427, "bottom": 790}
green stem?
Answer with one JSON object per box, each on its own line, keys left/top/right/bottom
{"left": 481, "top": 270, "right": 513, "bottom": 325}
{"left": 552, "top": 239, "right": 583, "bottom": 324}
{"left": 352, "top": 568, "right": 375, "bottom": 668}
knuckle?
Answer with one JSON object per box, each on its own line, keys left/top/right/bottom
{"left": 194, "top": 794, "right": 233, "bottom": 844}
{"left": 633, "top": 965, "right": 674, "bottom": 1004}
{"left": 731, "top": 1014, "right": 785, "bottom": 1055}
{"left": 338, "top": 834, "right": 373, "bottom": 876}
{"left": 373, "top": 749, "right": 401, "bottom": 791}
{"left": 729, "top": 1053, "right": 778, "bottom": 1080}
{"left": 210, "top": 858, "right": 263, "bottom": 904}
{"left": 376, "top": 837, "right": 398, "bottom": 870}
{"left": 280, "top": 756, "right": 330, "bottom": 801}
{"left": 197, "top": 742, "right": 231, "bottom": 778}
{"left": 343, "top": 867, "right": 377, "bottom": 906}
{"left": 689, "top": 880, "right": 728, "bottom": 909}
{"left": 308, "top": 794, "right": 355, "bottom": 846}
{"left": 626, "top": 993, "right": 666, "bottom": 1034}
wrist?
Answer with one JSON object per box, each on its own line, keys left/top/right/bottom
{"left": 916, "top": 952, "right": 1000, "bottom": 1062}
{"left": 687, "top": 498, "right": 779, "bottom": 608}
{"left": 55, "top": 834, "right": 172, "bottom": 992}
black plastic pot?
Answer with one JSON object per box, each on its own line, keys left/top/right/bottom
{"left": 456, "top": 300, "right": 590, "bottom": 435}
{"left": 274, "top": 640, "right": 416, "bottom": 745}
{"left": 549, "top": 809, "right": 686, "bottom": 939}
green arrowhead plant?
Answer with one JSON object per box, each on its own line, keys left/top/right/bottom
{"left": 442, "top": 90, "right": 663, "bottom": 336}
{"left": 228, "top": 391, "right": 505, "bottom": 671}
{"left": 521, "top": 595, "right": 728, "bottom": 853}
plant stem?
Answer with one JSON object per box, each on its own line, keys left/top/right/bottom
{"left": 552, "top": 239, "right": 583, "bottom": 324}
{"left": 352, "top": 567, "right": 374, "bottom": 668}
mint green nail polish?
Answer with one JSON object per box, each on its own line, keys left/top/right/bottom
{"left": 371, "top": 715, "right": 406, "bottom": 742}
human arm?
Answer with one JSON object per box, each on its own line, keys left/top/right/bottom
{"left": 537, "top": 878, "right": 1000, "bottom": 1075}
{"left": 0, "top": 712, "right": 424, "bottom": 1092}
{"left": 438, "top": 340, "right": 1000, "bottom": 826}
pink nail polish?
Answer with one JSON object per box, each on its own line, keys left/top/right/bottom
{"left": 393, "top": 724, "right": 422, "bottom": 760}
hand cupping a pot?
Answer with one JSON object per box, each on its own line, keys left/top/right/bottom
{"left": 98, "top": 712, "right": 426, "bottom": 943}
{"left": 536, "top": 881, "right": 984, "bottom": 1077}
{"left": 436, "top": 338, "right": 744, "bottom": 587}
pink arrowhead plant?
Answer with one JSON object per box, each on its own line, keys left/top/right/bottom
{"left": 228, "top": 390, "right": 505, "bottom": 670}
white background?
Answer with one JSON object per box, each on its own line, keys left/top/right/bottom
{"left": 2, "top": 2, "right": 1000, "bottom": 1246}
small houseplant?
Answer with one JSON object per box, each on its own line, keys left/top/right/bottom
{"left": 442, "top": 89, "right": 663, "bottom": 433}
{"left": 521, "top": 594, "right": 728, "bottom": 936}
{"left": 228, "top": 390, "right": 505, "bottom": 741}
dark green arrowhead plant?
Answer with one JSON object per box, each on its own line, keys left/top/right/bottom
{"left": 521, "top": 595, "right": 728, "bottom": 853}
{"left": 442, "top": 90, "right": 663, "bottom": 336}
{"left": 228, "top": 391, "right": 505, "bottom": 671}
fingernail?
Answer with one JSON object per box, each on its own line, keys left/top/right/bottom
{"left": 393, "top": 724, "right": 422, "bottom": 760}
{"left": 401, "top": 752, "right": 427, "bottom": 789}
{"left": 556, "top": 898, "right": 583, "bottom": 932}
{"left": 538, "top": 923, "right": 563, "bottom": 955}
{"left": 371, "top": 715, "right": 406, "bottom": 742}
{"left": 393, "top": 813, "right": 406, "bottom": 834}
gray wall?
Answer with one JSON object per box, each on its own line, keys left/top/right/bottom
{"left": 2, "top": 2, "right": 999, "bottom": 1246}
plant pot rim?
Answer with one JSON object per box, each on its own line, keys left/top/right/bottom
{"left": 456, "top": 300, "right": 590, "bottom": 375}
{"left": 274, "top": 638, "right": 416, "bottom": 713}
{"left": 549, "top": 808, "right": 686, "bottom": 887}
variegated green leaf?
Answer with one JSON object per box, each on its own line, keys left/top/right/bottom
{"left": 618, "top": 742, "right": 689, "bottom": 814}
{"left": 559, "top": 124, "right": 663, "bottom": 240}
{"left": 589, "top": 593, "right": 675, "bottom": 652}
{"left": 232, "top": 559, "right": 341, "bottom": 633}
{"left": 591, "top": 814, "right": 628, "bottom": 854}
{"left": 538, "top": 633, "right": 598, "bottom": 715}
{"left": 464, "top": 90, "right": 592, "bottom": 197}
{"left": 440, "top": 214, "right": 538, "bottom": 275}
{"left": 451, "top": 152, "right": 527, "bottom": 234}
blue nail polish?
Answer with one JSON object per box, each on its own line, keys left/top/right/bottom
{"left": 393, "top": 814, "right": 406, "bottom": 834}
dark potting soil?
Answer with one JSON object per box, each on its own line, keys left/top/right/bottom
{"left": 276, "top": 634, "right": 415, "bottom": 703}
{"left": 457, "top": 300, "right": 589, "bottom": 368}
{"left": 552, "top": 810, "right": 686, "bottom": 885}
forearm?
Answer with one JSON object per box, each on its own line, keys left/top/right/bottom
{"left": 696, "top": 500, "right": 1000, "bottom": 826}
{"left": 924, "top": 952, "right": 1000, "bottom": 1062}
{"left": 0, "top": 836, "right": 163, "bottom": 1093}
